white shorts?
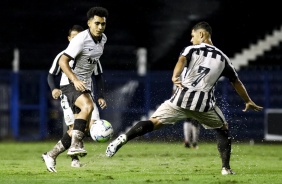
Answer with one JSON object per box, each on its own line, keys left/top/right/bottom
{"left": 150, "top": 100, "right": 227, "bottom": 129}
{"left": 60, "top": 94, "right": 100, "bottom": 126}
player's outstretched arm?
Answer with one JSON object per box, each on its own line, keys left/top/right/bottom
{"left": 231, "top": 78, "right": 263, "bottom": 112}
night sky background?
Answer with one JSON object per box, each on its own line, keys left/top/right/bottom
{"left": 1, "top": 0, "right": 281, "bottom": 71}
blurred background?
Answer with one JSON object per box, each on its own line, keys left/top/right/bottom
{"left": 0, "top": 0, "right": 282, "bottom": 142}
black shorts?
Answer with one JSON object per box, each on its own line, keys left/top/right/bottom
{"left": 60, "top": 83, "right": 91, "bottom": 114}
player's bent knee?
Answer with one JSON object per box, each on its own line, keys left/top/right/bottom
{"left": 149, "top": 118, "right": 163, "bottom": 130}
{"left": 81, "top": 103, "right": 94, "bottom": 114}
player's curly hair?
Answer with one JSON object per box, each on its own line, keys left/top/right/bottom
{"left": 193, "top": 21, "right": 212, "bottom": 36}
{"left": 87, "top": 7, "right": 109, "bottom": 20}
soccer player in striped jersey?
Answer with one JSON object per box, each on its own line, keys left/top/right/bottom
{"left": 173, "top": 67, "right": 201, "bottom": 149}
{"left": 42, "top": 25, "right": 104, "bottom": 172}
{"left": 106, "top": 21, "right": 263, "bottom": 175}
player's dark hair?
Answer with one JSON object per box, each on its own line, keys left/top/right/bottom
{"left": 68, "top": 25, "right": 84, "bottom": 35}
{"left": 193, "top": 21, "right": 212, "bottom": 36}
{"left": 87, "top": 7, "right": 109, "bottom": 20}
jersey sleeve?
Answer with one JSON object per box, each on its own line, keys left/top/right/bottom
{"left": 49, "top": 51, "right": 64, "bottom": 75}
{"left": 221, "top": 58, "right": 238, "bottom": 82}
{"left": 63, "top": 32, "right": 84, "bottom": 60}
{"left": 93, "top": 74, "right": 105, "bottom": 99}
{"left": 180, "top": 46, "right": 193, "bottom": 66}
{"left": 47, "top": 73, "right": 58, "bottom": 91}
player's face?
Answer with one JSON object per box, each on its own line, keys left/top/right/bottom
{"left": 68, "top": 31, "right": 79, "bottom": 41}
{"left": 88, "top": 15, "right": 106, "bottom": 37}
{"left": 190, "top": 29, "right": 202, "bottom": 45}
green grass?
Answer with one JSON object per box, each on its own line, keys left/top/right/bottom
{"left": 0, "top": 140, "right": 282, "bottom": 184}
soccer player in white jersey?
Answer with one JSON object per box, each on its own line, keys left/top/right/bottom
{"left": 58, "top": 6, "right": 108, "bottom": 158}
{"left": 42, "top": 25, "right": 104, "bottom": 172}
{"left": 106, "top": 21, "right": 263, "bottom": 175}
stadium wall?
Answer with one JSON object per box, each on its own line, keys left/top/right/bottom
{"left": 0, "top": 69, "right": 280, "bottom": 142}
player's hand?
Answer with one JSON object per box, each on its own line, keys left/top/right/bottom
{"left": 172, "top": 76, "right": 183, "bottom": 89}
{"left": 98, "top": 98, "right": 107, "bottom": 109}
{"left": 243, "top": 101, "right": 263, "bottom": 112}
{"left": 52, "top": 89, "right": 61, "bottom": 99}
{"left": 73, "top": 79, "right": 87, "bottom": 92}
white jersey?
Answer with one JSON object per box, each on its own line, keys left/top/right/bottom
{"left": 61, "top": 29, "right": 106, "bottom": 90}
{"left": 170, "top": 43, "right": 238, "bottom": 112}
{"left": 49, "top": 40, "right": 103, "bottom": 126}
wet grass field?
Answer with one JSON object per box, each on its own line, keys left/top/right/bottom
{"left": 0, "top": 140, "right": 281, "bottom": 183}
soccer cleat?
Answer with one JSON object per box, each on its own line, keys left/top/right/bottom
{"left": 67, "top": 147, "right": 87, "bottom": 157}
{"left": 184, "top": 142, "right": 191, "bottom": 148}
{"left": 221, "top": 167, "right": 236, "bottom": 175}
{"left": 42, "top": 153, "right": 57, "bottom": 173}
{"left": 193, "top": 145, "right": 199, "bottom": 149}
{"left": 192, "top": 143, "right": 199, "bottom": 149}
{"left": 71, "top": 159, "right": 81, "bottom": 168}
{"left": 106, "top": 134, "right": 127, "bottom": 157}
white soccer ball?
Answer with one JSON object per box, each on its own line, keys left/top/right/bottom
{"left": 90, "top": 119, "right": 114, "bottom": 143}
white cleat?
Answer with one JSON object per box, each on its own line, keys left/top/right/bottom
{"left": 67, "top": 147, "right": 87, "bottom": 157}
{"left": 221, "top": 167, "right": 236, "bottom": 175}
{"left": 106, "top": 134, "right": 127, "bottom": 157}
{"left": 71, "top": 159, "right": 81, "bottom": 168}
{"left": 42, "top": 153, "right": 57, "bottom": 173}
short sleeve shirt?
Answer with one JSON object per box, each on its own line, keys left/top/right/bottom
{"left": 62, "top": 29, "right": 106, "bottom": 90}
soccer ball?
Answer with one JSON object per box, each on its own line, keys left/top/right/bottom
{"left": 90, "top": 119, "right": 114, "bottom": 143}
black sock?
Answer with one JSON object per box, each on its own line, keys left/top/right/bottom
{"left": 215, "top": 128, "right": 231, "bottom": 169}
{"left": 73, "top": 119, "right": 87, "bottom": 132}
{"left": 61, "top": 132, "right": 79, "bottom": 161}
{"left": 71, "top": 155, "right": 79, "bottom": 161}
{"left": 61, "top": 132, "right": 71, "bottom": 149}
{"left": 126, "top": 120, "right": 154, "bottom": 141}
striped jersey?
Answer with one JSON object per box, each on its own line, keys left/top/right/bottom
{"left": 172, "top": 67, "right": 188, "bottom": 91}
{"left": 170, "top": 43, "right": 238, "bottom": 112}
{"left": 62, "top": 29, "right": 106, "bottom": 90}
{"left": 48, "top": 50, "right": 75, "bottom": 87}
